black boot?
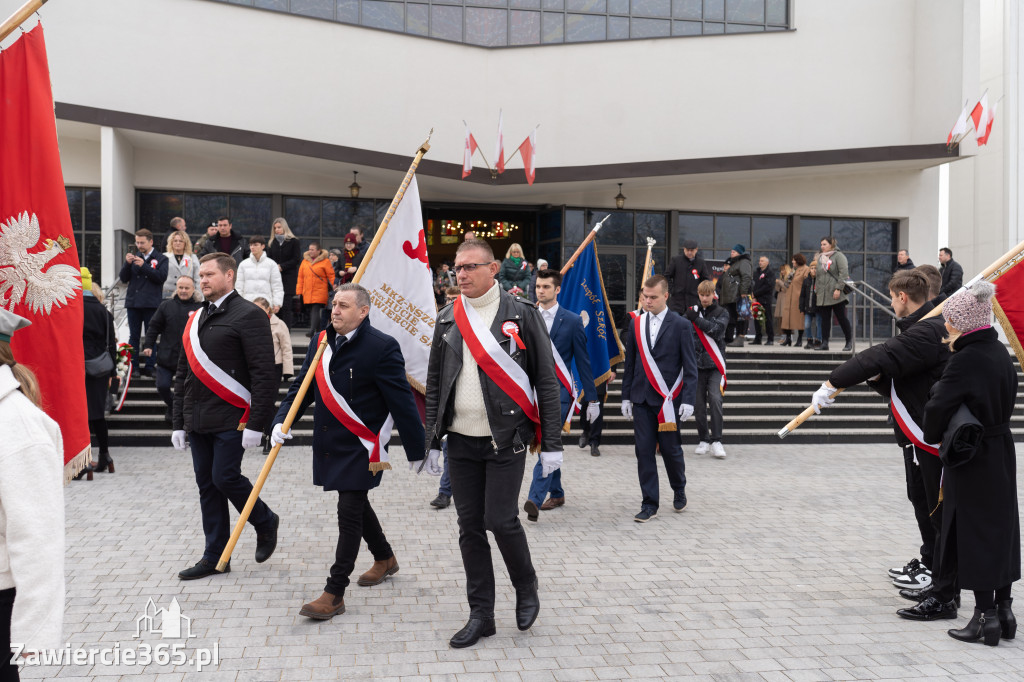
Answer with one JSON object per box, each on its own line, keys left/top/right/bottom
{"left": 781, "top": 333, "right": 792, "bottom": 347}
{"left": 94, "top": 451, "right": 114, "bottom": 474}
{"left": 804, "top": 337, "right": 815, "bottom": 349}
{"left": 948, "top": 608, "right": 1001, "bottom": 645}
{"left": 796, "top": 331, "right": 804, "bottom": 346}
{"left": 815, "top": 341, "right": 830, "bottom": 351}
{"left": 998, "top": 598, "right": 1016, "bottom": 639}
{"left": 515, "top": 579, "right": 540, "bottom": 631}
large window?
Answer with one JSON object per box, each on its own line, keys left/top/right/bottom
{"left": 137, "top": 192, "right": 274, "bottom": 248}
{"left": 677, "top": 212, "right": 789, "bottom": 270}
{"left": 66, "top": 187, "right": 102, "bottom": 283}
{"left": 208, "top": 0, "right": 788, "bottom": 46}
{"left": 282, "top": 196, "right": 392, "bottom": 251}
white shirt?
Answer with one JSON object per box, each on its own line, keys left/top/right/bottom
{"left": 540, "top": 302, "right": 559, "bottom": 333}
{"left": 647, "top": 307, "right": 669, "bottom": 347}
{"left": 210, "top": 292, "right": 233, "bottom": 310}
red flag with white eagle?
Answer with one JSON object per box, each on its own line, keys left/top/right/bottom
{"left": 0, "top": 25, "right": 90, "bottom": 481}
{"left": 519, "top": 128, "right": 537, "bottom": 185}
{"left": 462, "top": 125, "right": 478, "bottom": 179}
{"left": 494, "top": 110, "right": 505, "bottom": 174}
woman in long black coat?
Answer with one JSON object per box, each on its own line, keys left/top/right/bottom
{"left": 923, "top": 281, "right": 1019, "bottom": 646}
{"left": 267, "top": 218, "right": 302, "bottom": 328}
{"left": 83, "top": 279, "right": 117, "bottom": 473}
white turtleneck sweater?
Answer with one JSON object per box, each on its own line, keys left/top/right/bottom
{"left": 449, "top": 281, "right": 502, "bottom": 437}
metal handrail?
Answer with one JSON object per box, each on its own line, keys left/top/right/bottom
{"left": 846, "top": 279, "right": 896, "bottom": 352}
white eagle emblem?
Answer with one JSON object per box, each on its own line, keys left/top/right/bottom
{"left": 0, "top": 212, "right": 81, "bottom": 314}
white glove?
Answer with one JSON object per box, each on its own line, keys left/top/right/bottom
{"left": 620, "top": 399, "right": 632, "bottom": 419}
{"left": 271, "top": 422, "right": 293, "bottom": 446}
{"left": 241, "top": 428, "right": 263, "bottom": 449}
{"left": 171, "top": 430, "right": 187, "bottom": 450}
{"left": 539, "top": 451, "right": 562, "bottom": 478}
{"left": 586, "top": 401, "right": 601, "bottom": 423}
{"left": 811, "top": 382, "right": 838, "bottom": 415}
{"left": 678, "top": 403, "right": 694, "bottom": 421}
{"left": 411, "top": 449, "right": 443, "bottom": 476}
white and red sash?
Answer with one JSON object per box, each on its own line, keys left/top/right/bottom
{"left": 315, "top": 331, "right": 394, "bottom": 472}
{"left": 634, "top": 311, "right": 685, "bottom": 431}
{"left": 453, "top": 296, "right": 542, "bottom": 445}
{"left": 890, "top": 380, "right": 939, "bottom": 457}
{"left": 182, "top": 308, "right": 251, "bottom": 428}
{"left": 550, "top": 339, "right": 581, "bottom": 432}
{"left": 691, "top": 306, "right": 727, "bottom": 395}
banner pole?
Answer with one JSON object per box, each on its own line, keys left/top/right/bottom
{"left": 0, "top": 0, "right": 47, "bottom": 43}
{"left": 560, "top": 215, "right": 611, "bottom": 275}
{"left": 636, "top": 237, "right": 655, "bottom": 310}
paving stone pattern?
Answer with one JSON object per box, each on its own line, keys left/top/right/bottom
{"left": 32, "top": 442, "right": 1024, "bottom": 680}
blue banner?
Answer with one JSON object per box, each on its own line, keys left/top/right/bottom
{"left": 558, "top": 241, "right": 624, "bottom": 386}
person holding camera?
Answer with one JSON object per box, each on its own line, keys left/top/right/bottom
{"left": 118, "top": 228, "right": 168, "bottom": 377}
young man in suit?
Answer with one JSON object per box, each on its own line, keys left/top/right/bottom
{"left": 620, "top": 275, "right": 698, "bottom": 522}
{"left": 523, "top": 269, "right": 599, "bottom": 521}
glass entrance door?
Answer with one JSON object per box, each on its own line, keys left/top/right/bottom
{"left": 593, "top": 246, "right": 634, "bottom": 332}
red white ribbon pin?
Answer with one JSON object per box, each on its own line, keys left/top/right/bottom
{"left": 502, "top": 321, "right": 525, "bottom": 353}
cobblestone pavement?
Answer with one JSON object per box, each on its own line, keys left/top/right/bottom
{"left": 27, "top": 442, "right": 1024, "bottom": 681}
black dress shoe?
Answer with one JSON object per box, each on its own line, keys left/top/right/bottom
{"left": 430, "top": 493, "right": 451, "bottom": 509}
{"left": 178, "top": 559, "right": 229, "bottom": 580}
{"left": 897, "top": 596, "right": 958, "bottom": 621}
{"left": 842, "top": 342, "right": 853, "bottom": 352}
{"left": 449, "top": 618, "right": 496, "bottom": 648}
{"left": 899, "top": 586, "right": 961, "bottom": 608}
{"left": 515, "top": 579, "right": 540, "bottom": 630}
{"left": 590, "top": 444, "right": 601, "bottom": 457}
{"left": 578, "top": 433, "right": 588, "bottom": 449}
{"left": 523, "top": 500, "right": 539, "bottom": 522}
{"left": 255, "top": 512, "right": 279, "bottom": 563}
{"left": 751, "top": 338, "right": 763, "bottom": 345}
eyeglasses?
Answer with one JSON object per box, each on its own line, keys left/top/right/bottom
{"left": 453, "top": 262, "right": 491, "bottom": 274}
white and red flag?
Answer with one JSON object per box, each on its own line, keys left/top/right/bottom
{"left": 975, "top": 96, "right": 998, "bottom": 146}
{"left": 495, "top": 110, "right": 505, "bottom": 174}
{"left": 947, "top": 102, "right": 970, "bottom": 145}
{"left": 462, "top": 126, "right": 479, "bottom": 179}
{"left": 0, "top": 25, "right": 90, "bottom": 481}
{"left": 518, "top": 128, "right": 537, "bottom": 185}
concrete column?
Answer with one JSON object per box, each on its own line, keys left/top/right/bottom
{"left": 100, "top": 127, "right": 135, "bottom": 286}
{"left": 1006, "top": 0, "right": 1022, "bottom": 246}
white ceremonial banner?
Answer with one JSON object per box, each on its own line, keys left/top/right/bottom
{"left": 359, "top": 176, "right": 435, "bottom": 392}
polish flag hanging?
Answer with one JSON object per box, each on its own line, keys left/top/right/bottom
{"left": 462, "top": 126, "right": 478, "bottom": 179}
{"left": 969, "top": 92, "right": 988, "bottom": 133}
{"left": 519, "top": 128, "right": 537, "bottom": 185}
{"left": 977, "top": 100, "right": 998, "bottom": 146}
{"left": 495, "top": 110, "right": 505, "bottom": 174}
{"left": 947, "top": 103, "right": 970, "bottom": 145}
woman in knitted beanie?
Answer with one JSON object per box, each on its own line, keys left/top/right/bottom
{"left": 922, "top": 281, "right": 1019, "bottom": 646}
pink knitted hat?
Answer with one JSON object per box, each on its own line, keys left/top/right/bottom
{"left": 944, "top": 281, "right": 996, "bottom": 333}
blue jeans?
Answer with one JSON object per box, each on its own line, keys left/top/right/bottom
{"left": 438, "top": 439, "right": 452, "bottom": 497}
{"left": 804, "top": 313, "right": 822, "bottom": 341}
{"left": 127, "top": 307, "right": 156, "bottom": 372}
{"left": 526, "top": 400, "right": 570, "bottom": 505}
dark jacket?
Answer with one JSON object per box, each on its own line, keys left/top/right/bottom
{"left": 829, "top": 301, "right": 948, "bottom": 447}
{"left": 198, "top": 229, "right": 249, "bottom": 266}
{"left": 267, "top": 236, "right": 302, "bottom": 296}
{"left": 923, "top": 327, "right": 1020, "bottom": 590}
{"left": 425, "top": 286, "right": 563, "bottom": 454}
{"left": 621, "top": 310, "right": 699, "bottom": 408}
{"left": 498, "top": 258, "right": 531, "bottom": 294}
{"left": 144, "top": 295, "right": 203, "bottom": 370}
{"left": 895, "top": 258, "right": 916, "bottom": 272}
{"left": 720, "top": 253, "right": 752, "bottom": 305}
{"left": 83, "top": 294, "right": 117, "bottom": 421}
{"left": 173, "top": 290, "right": 277, "bottom": 434}
{"left": 752, "top": 265, "right": 775, "bottom": 303}
{"left": 118, "top": 249, "right": 169, "bottom": 310}
{"left": 685, "top": 302, "right": 729, "bottom": 371}
{"left": 665, "top": 252, "right": 711, "bottom": 314}
{"left": 940, "top": 258, "right": 964, "bottom": 296}
{"left": 352, "top": 239, "right": 370, "bottom": 268}
{"left": 799, "top": 275, "right": 816, "bottom": 314}
{"left": 547, "top": 306, "right": 597, "bottom": 408}
{"left": 273, "top": 318, "right": 425, "bottom": 492}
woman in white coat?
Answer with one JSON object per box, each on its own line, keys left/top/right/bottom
{"left": 235, "top": 236, "right": 284, "bottom": 313}
{"left": 162, "top": 231, "right": 201, "bottom": 300}
{"left": 0, "top": 310, "right": 64, "bottom": 675}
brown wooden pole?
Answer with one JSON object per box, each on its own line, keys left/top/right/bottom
{"left": 559, "top": 214, "right": 611, "bottom": 275}
{"left": 0, "top": 0, "right": 47, "bottom": 43}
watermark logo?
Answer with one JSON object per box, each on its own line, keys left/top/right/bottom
{"left": 135, "top": 597, "right": 194, "bottom": 640}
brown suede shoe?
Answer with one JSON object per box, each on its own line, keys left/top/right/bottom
{"left": 540, "top": 497, "right": 565, "bottom": 511}
{"left": 299, "top": 592, "right": 345, "bottom": 620}
{"left": 357, "top": 555, "right": 399, "bottom": 586}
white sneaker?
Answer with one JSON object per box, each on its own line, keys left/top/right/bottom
{"left": 694, "top": 441, "right": 710, "bottom": 455}
{"left": 892, "top": 564, "right": 932, "bottom": 590}
{"left": 711, "top": 442, "right": 727, "bottom": 459}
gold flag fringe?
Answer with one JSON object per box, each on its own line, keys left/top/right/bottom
{"left": 368, "top": 461, "right": 392, "bottom": 474}
{"left": 992, "top": 298, "right": 1024, "bottom": 368}
{"left": 658, "top": 422, "right": 677, "bottom": 432}
{"left": 62, "top": 445, "right": 91, "bottom": 486}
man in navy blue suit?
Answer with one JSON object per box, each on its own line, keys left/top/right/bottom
{"left": 523, "top": 269, "right": 599, "bottom": 521}
{"left": 270, "top": 283, "right": 428, "bottom": 620}
{"left": 119, "top": 228, "right": 169, "bottom": 377}
{"left": 621, "top": 275, "right": 698, "bottom": 522}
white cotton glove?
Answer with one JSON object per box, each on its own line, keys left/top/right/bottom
{"left": 241, "top": 428, "right": 263, "bottom": 449}
{"left": 411, "top": 449, "right": 443, "bottom": 476}
{"left": 586, "top": 401, "right": 601, "bottom": 423}
{"left": 271, "top": 422, "right": 293, "bottom": 446}
{"left": 620, "top": 399, "right": 633, "bottom": 419}
{"left": 540, "top": 451, "right": 562, "bottom": 478}
{"left": 811, "top": 382, "right": 838, "bottom": 415}
{"left": 678, "top": 403, "right": 694, "bottom": 421}
{"left": 171, "top": 430, "right": 187, "bottom": 450}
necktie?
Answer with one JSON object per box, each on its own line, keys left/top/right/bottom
{"left": 208, "top": 304, "right": 217, "bottom": 315}
{"left": 335, "top": 335, "right": 347, "bottom": 352}
{"left": 646, "top": 313, "right": 654, "bottom": 349}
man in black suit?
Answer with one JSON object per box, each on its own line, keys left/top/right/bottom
{"left": 939, "top": 247, "right": 964, "bottom": 297}
{"left": 665, "top": 239, "right": 711, "bottom": 314}
{"left": 751, "top": 255, "right": 775, "bottom": 345}
{"left": 118, "top": 228, "right": 168, "bottom": 377}
{"left": 620, "top": 275, "right": 698, "bottom": 522}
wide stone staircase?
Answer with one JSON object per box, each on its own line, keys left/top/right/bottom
{"left": 106, "top": 337, "right": 1024, "bottom": 447}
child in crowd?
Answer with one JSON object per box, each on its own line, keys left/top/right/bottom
{"left": 253, "top": 296, "right": 293, "bottom": 453}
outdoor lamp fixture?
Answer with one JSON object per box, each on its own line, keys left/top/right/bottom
{"left": 614, "top": 183, "right": 626, "bottom": 210}
{"left": 349, "top": 171, "right": 361, "bottom": 198}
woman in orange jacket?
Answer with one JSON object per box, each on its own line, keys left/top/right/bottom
{"left": 297, "top": 242, "right": 336, "bottom": 337}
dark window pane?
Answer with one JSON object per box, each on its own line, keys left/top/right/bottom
{"left": 632, "top": 0, "right": 670, "bottom": 17}
{"left": 185, "top": 195, "right": 229, "bottom": 239}
{"left": 678, "top": 213, "right": 714, "bottom": 247}
{"left": 543, "top": 0, "right": 564, "bottom": 8}
{"left": 565, "top": 209, "right": 585, "bottom": 244}
{"left": 566, "top": 13, "right": 605, "bottom": 41}
{"left": 608, "top": 0, "right": 629, "bottom": 12}
{"left": 83, "top": 233, "right": 102, "bottom": 284}
{"left": 337, "top": 0, "right": 359, "bottom": 22}
{"left": 139, "top": 193, "right": 184, "bottom": 236}
{"left": 568, "top": 0, "right": 605, "bottom": 11}
{"left": 752, "top": 216, "right": 787, "bottom": 251}
{"left": 630, "top": 17, "right": 669, "bottom": 37}
{"left": 703, "top": 0, "right": 724, "bottom": 20}
{"left": 542, "top": 11, "right": 564, "bottom": 41}
{"left": 255, "top": 0, "right": 288, "bottom": 9}
{"left": 726, "top": 0, "right": 764, "bottom": 23}
{"left": 362, "top": 0, "right": 404, "bottom": 30}
{"left": 85, "top": 190, "right": 101, "bottom": 232}
{"left": 538, "top": 210, "right": 562, "bottom": 242}
{"left": 511, "top": 10, "right": 541, "bottom": 43}
{"left": 714, "top": 215, "right": 750, "bottom": 251}
{"left": 283, "top": 197, "right": 321, "bottom": 237}
{"left": 608, "top": 15, "right": 629, "bottom": 37}
{"left": 588, "top": 210, "right": 632, "bottom": 245}
{"left": 610, "top": 303, "right": 628, "bottom": 332}
{"left": 766, "top": 0, "right": 786, "bottom": 24}
{"left": 512, "top": 0, "right": 541, "bottom": 7}
{"left": 407, "top": 3, "right": 429, "bottom": 34}
{"left": 538, "top": 241, "right": 561, "bottom": 269}
{"left": 466, "top": 7, "right": 508, "bottom": 46}
{"left": 867, "top": 220, "right": 896, "bottom": 252}
{"left": 66, "top": 188, "right": 82, "bottom": 235}
{"left": 229, "top": 195, "right": 272, "bottom": 237}
{"left": 673, "top": 0, "right": 701, "bottom": 19}
{"left": 474, "top": 0, "right": 509, "bottom": 7}
{"left": 598, "top": 252, "right": 628, "bottom": 301}
{"left": 834, "top": 219, "right": 864, "bottom": 251}
{"left": 291, "top": 0, "right": 334, "bottom": 19}
{"left": 846, "top": 252, "right": 863, "bottom": 282}
{"left": 726, "top": 22, "right": 764, "bottom": 32}
{"left": 799, "top": 218, "right": 831, "bottom": 252}
{"left": 703, "top": 21, "right": 724, "bottom": 32}
{"left": 635, "top": 212, "right": 667, "bottom": 244}
{"left": 867, "top": 254, "right": 896, "bottom": 289}
{"left": 323, "top": 199, "right": 375, "bottom": 237}
{"left": 431, "top": 5, "right": 463, "bottom": 40}
{"left": 673, "top": 20, "right": 701, "bottom": 35}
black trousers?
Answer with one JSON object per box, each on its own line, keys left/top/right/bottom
{"left": 694, "top": 368, "right": 724, "bottom": 443}
{"left": 902, "top": 444, "right": 936, "bottom": 570}
{"left": 578, "top": 380, "right": 609, "bottom": 445}
{"left": 916, "top": 446, "right": 958, "bottom": 600}
{"left": 724, "top": 303, "right": 737, "bottom": 342}
{"left": 447, "top": 432, "right": 537, "bottom": 619}
{"left": 0, "top": 588, "right": 16, "bottom": 682}
{"left": 88, "top": 418, "right": 109, "bottom": 454}
{"left": 754, "top": 298, "right": 774, "bottom": 342}
{"left": 817, "top": 301, "right": 852, "bottom": 344}
{"left": 633, "top": 401, "right": 686, "bottom": 510}
{"left": 307, "top": 303, "right": 324, "bottom": 336}
{"left": 326, "top": 491, "right": 393, "bottom": 596}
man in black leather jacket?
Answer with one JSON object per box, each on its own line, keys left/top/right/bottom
{"left": 424, "top": 239, "right": 562, "bottom": 649}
